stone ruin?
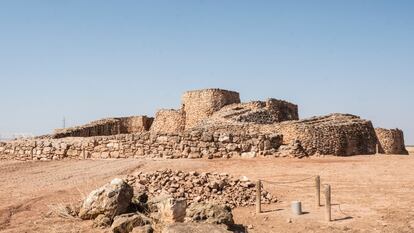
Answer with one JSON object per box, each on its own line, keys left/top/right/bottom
{"left": 209, "top": 99, "right": 299, "bottom": 125}
{"left": 0, "top": 88, "right": 409, "bottom": 161}
{"left": 375, "top": 128, "right": 408, "bottom": 155}
{"left": 53, "top": 116, "right": 154, "bottom": 138}
{"left": 150, "top": 109, "right": 185, "bottom": 134}
{"left": 150, "top": 89, "right": 299, "bottom": 134}
{"left": 181, "top": 89, "right": 241, "bottom": 129}
{"left": 274, "top": 114, "right": 378, "bottom": 156}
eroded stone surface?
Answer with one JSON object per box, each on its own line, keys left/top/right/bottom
{"left": 185, "top": 203, "right": 234, "bottom": 226}
{"left": 157, "top": 198, "right": 187, "bottom": 224}
{"left": 79, "top": 178, "right": 133, "bottom": 220}
{"left": 162, "top": 223, "right": 232, "bottom": 233}
{"left": 275, "top": 113, "right": 378, "bottom": 156}
{"left": 375, "top": 128, "right": 408, "bottom": 155}
{"left": 111, "top": 213, "right": 151, "bottom": 233}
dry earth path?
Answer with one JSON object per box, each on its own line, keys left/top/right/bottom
{"left": 1, "top": 153, "right": 414, "bottom": 232}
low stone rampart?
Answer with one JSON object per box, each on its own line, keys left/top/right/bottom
{"left": 53, "top": 116, "right": 153, "bottom": 138}
{"left": 0, "top": 129, "right": 282, "bottom": 161}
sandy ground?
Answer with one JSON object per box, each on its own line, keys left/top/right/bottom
{"left": 407, "top": 146, "right": 414, "bottom": 154}
{"left": 1, "top": 151, "right": 414, "bottom": 233}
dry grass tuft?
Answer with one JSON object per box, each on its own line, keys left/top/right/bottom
{"left": 47, "top": 203, "right": 79, "bottom": 219}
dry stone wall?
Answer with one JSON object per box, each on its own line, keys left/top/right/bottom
{"left": 53, "top": 116, "right": 153, "bottom": 138}
{"left": 266, "top": 99, "right": 299, "bottom": 122}
{"left": 375, "top": 128, "right": 408, "bottom": 155}
{"left": 120, "top": 116, "right": 154, "bottom": 133}
{"left": 206, "top": 99, "right": 298, "bottom": 125}
{"left": 275, "top": 114, "right": 378, "bottom": 156}
{"left": 182, "top": 89, "right": 240, "bottom": 129}
{"left": 151, "top": 109, "right": 185, "bottom": 134}
{"left": 1, "top": 88, "right": 406, "bottom": 160}
{"left": 0, "top": 129, "right": 283, "bottom": 161}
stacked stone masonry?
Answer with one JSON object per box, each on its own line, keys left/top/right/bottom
{"left": 53, "top": 116, "right": 153, "bottom": 138}
{"left": 0, "top": 129, "right": 283, "bottom": 161}
{"left": 274, "top": 114, "right": 378, "bottom": 156}
{"left": 375, "top": 128, "right": 408, "bottom": 155}
{"left": 206, "top": 99, "right": 298, "bottom": 125}
{"left": 181, "top": 89, "right": 241, "bottom": 129}
{"left": 0, "top": 88, "right": 408, "bottom": 160}
{"left": 150, "top": 109, "right": 185, "bottom": 134}
{"left": 265, "top": 99, "right": 299, "bottom": 122}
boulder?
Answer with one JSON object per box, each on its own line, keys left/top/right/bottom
{"left": 241, "top": 151, "right": 256, "bottom": 158}
{"left": 185, "top": 203, "right": 234, "bottom": 226}
{"left": 111, "top": 213, "right": 151, "bottom": 233}
{"left": 131, "top": 225, "right": 153, "bottom": 233}
{"left": 79, "top": 178, "right": 133, "bottom": 220}
{"left": 93, "top": 214, "right": 112, "bottom": 228}
{"left": 218, "top": 134, "right": 231, "bottom": 143}
{"left": 162, "top": 223, "right": 232, "bottom": 233}
{"left": 157, "top": 198, "right": 187, "bottom": 224}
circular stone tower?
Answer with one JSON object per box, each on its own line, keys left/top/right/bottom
{"left": 181, "top": 88, "right": 241, "bottom": 129}
{"left": 375, "top": 128, "right": 408, "bottom": 155}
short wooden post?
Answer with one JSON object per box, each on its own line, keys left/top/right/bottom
{"left": 315, "top": 175, "right": 321, "bottom": 207}
{"left": 256, "top": 180, "right": 262, "bottom": 214}
{"left": 324, "top": 184, "right": 331, "bottom": 222}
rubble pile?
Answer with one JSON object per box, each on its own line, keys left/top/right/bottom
{"left": 207, "top": 99, "right": 298, "bottom": 125}
{"left": 73, "top": 177, "right": 253, "bottom": 232}
{"left": 126, "top": 169, "right": 276, "bottom": 208}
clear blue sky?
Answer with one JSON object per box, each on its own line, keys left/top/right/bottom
{"left": 0, "top": 1, "right": 413, "bottom": 143}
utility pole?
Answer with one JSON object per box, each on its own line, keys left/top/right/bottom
{"left": 63, "top": 117, "right": 66, "bottom": 129}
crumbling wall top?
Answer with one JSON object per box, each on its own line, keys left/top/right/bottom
{"left": 53, "top": 116, "right": 153, "bottom": 138}
{"left": 182, "top": 88, "right": 240, "bottom": 96}
{"left": 181, "top": 88, "right": 241, "bottom": 129}
{"left": 150, "top": 109, "right": 185, "bottom": 133}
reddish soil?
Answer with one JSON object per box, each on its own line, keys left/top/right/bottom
{"left": 1, "top": 152, "right": 414, "bottom": 232}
